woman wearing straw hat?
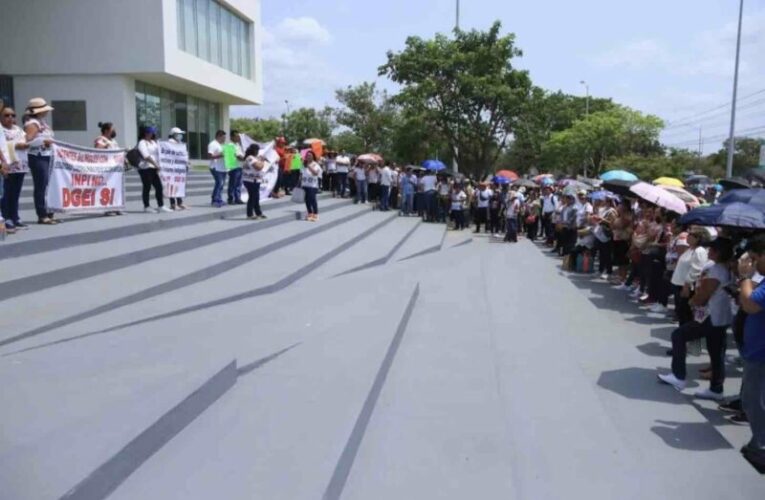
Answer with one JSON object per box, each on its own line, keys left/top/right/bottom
{"left": 24, "top": 98, "right": 57, "bottom": 224}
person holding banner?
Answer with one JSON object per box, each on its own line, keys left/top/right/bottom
{"left": 208, "top": 130, "right": 227, "bottom": 207}
{"left": 94, "top": 121, "right": 123, "bottom": 216}
{"left": 301, "top": 150, "right": 322, "bottom": 221}
{"left": 24, "top": 98, "right": 57, "bottom": 225}
{"left": 243, "top": 143, "right": 267, "bottom": 220}
{"left": 167, "top": 127, "right": 188, "bottom": 210}
{"left": 2, "top": 106, "right": 28, "bottom": 231}
{"left": 137, "top": 126, "right": 171, "bottom": 213}
{"left": 227, "top": 130, "right": 245, "bottom": 205}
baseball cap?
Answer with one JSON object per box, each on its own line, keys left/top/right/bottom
{"left": 169, "top": 127, "right": 185, "bottom": 135}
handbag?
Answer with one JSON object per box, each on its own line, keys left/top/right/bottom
{"left": 291, "top": 187, "right": 305, "bottom": 204}
{"left": 525, "top": 214, "right": 537, "bottom": 225}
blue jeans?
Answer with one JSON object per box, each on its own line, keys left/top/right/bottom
{"left": 505, "top": 217, "right": 518, "bottom": 242}
{"left": 424, "top": 191, "right": 437, "bottom": 221}
{"left": 28, "top": 154, "right": 51, "bottom": 219}
{"left": 402, "top": 192, "right": 414, "bottom": 215}
{"left": 304, "top": 186, "right": 318, "bottom": 214}
{"left": 210, "top": 169, "right": 226, "bottom": 204}
{"left": 227, "top": 168, "right": 242, "bottom": 203}
{"left": 379, "top": 185, "right": 390, "bottom": 211}
{"left": 355, "top": 180, "right": 367, "bottom": 204}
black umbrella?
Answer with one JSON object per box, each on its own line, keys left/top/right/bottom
{"left": 602, "top": 179, "right": 637, "bottom": 198}
{"left": 719, "top": 177, "right": 751, "bottom": 191}
{"left": 718, "top": 188, "right": 765, "bottom": 209}
{"left": 680, "top": 202, "right": 765, "bottom": 230}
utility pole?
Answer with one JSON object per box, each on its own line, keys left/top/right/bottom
{"left": 452, "top": 0, "right": 460, "bottom": 174}
{"left": 726, "top": 0, "right": 744, "bottom": 178}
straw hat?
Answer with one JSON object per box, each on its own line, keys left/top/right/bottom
{"left": 26, "top": 97, "right": 54, "bottom": 115}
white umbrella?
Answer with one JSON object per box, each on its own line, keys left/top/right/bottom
{"left": 629, "top": 182, "right": 687, "bottom": 214}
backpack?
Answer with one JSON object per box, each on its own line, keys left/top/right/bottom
{"left": 126, "top": 147, "right": 142, "bottom": 168}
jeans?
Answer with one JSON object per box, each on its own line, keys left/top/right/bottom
{"left": 673, "top": 285, "right": 693, "bottom": 326}
{"left": 244, "top": 181, "right": 262, "bottom": 217}
{"left": 390, "top": 187, "right": 399, "bottom": 209}
{"left": 210, "top": 169, "right": 225, "bottom": 204}
{"left": 335, "top": 172, "right": 348, "bottom": 197}
{"left": 424, "top": 191, "right": 436, "bottom": 221}
{"left": 542, "top": 212, "right": 554, "bottom": 240}
{"left": 379, "top": 185, "right": 390, "bottom": 211}
{"left": 451, "top": 209, "right": 466, "bottom": 229}
{"left": 474, "top": 207, "right": 488, "bottom": 232}
{"left": 489, "top": 208, "right": 501, "bottom": 233}
{"left": 595, "top": 239, "right": 613, "bottom": 275}
{"left": 671, "top": 318, "right": 727, "bottom": 393}
{"left": 355, "top": 180, "right": 367, "bottom": 204}
{"left": 742, "top": 360, "right": 765, "bottom": 461}
{"left": 138, "top": 168, "right": 164, "bottom": 208}
{"left": 1, "top": 173, "right": 24, "bottom": 223}
{"left": 28, "top": 154, "right": 51, "bottom": 219}
{"left": 402, "top": 192, "right": 414, "bottom": 215}
{"left": 504, "top": 217, "right": 518, "bottom": 242}
{"left": 227, "top": 168, "right": 242, "bottom": 203}
{"left": 304, "top": 186, "right": 318, "bottom": 214}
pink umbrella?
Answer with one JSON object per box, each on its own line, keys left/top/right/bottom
{"left": 629, "top": 182, "right": 687, "bottom": 214}
{"left": 659, "top": 185, "right": 700, "bottom": 208}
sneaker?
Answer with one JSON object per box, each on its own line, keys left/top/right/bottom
{"left": 729, "top": 412, "right": 748, "bottom": 425}
{"left": 600, "top": 273, "right": 609, "bottom": 280}
{"left": 258, "top": 215, "right": 267, "bottom": 220}
{"left": 657, "top": 372, "right": 686, "bottom": 391}
{"left": 13, "top": 221, "right": 28, "bottom": 228}
{"left": 719, "top": 399, "right": 743, "bottom": 413}
{"left": 4, "top": 220, "right": 15, "bottom": 230}
{"left": 638, "top": 293, "right": 650, "bottom": 302}
{"left": 613, "top": 283, "right": 630, "bottom": 291}
{"left": 629, "top": 289, "right": 642, "bottom": 299}
{"left": 649, "top": 303, "right": 668, "bottom": 314}
{"left": 158, "top": 206, "right": 173, "bottom": 213}
{"left": 694, "top": 388, "right": 725, "bottom": 401}
{"left": 144, "top": 207, "right": 157, "bottom": 213}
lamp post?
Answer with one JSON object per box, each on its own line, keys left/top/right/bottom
{"left": 452, "top": 0, "right": 460, "bottom": 174}
{"left": 726, "top": 0, "right": 744, "bottom": 179}
{"left": 580, "top": 80, "right": 590, "bottom": 116}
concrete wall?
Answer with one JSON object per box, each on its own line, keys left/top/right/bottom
{"left": 13, "top": 74, "right": 135, "bottom": 148}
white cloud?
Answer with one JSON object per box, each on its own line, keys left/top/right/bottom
{"left": 592, "top": 39, "right": 671, "bottom": 69}
{"left": 274, "top": 17, "right": 332, "bottom": 45}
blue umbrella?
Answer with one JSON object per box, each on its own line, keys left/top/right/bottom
{"left": 589, "top": 190, "right": 619, "bottom": 202}
{"left": 600, "top": 170, "right": 638, "bottom": 182}
{"left": 422, "top": 159, "right": 447, "bottom": 171}
{"left": 679, "top": 202, "right": 765, "bottom": 229}
{"left": 718, "top": 188, "right": 765, "bottom": 209}
{"left": 541, "top": 177, "right": 555, "bottom": 186}
{"left": 492, "top": 175, "right": 511, "bottom": 185}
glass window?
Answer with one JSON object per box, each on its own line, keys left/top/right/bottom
{"left": 232, "top": 17, "right": 241, "bottom": 76}
{"left": 198, "top": 100, "right": 209, "bottom": 156}
{"left": 145, "top": 85, "right": 161, "bottom": 132}
{"left": 221, "top": 9, "right": 231, "bottom": 71}
{"left": 135, "top": 82, "right": 148, "bottom": 132}
{"left": 196, "top": 0, "right": 209, "bottom": 61}
{"left": 208, "top": 102, "right": 219, "bottom": 147}
{"left": 51, "top": 101, "right": 87, "bottom": 131}
{"left": 161, "top": 89, "right": 176, "bottom": 140}
{"left": 209, "top": 0, "right": 220, "bottom": 65}
{"left": 183, "top": 0, "right": 197, "bottom": 56}
{"left": 187, "top": 96, "right": 199, "bottom": 159}
{"left": 241, "top": 23, "right": 251, "bottom": 79}
{"left": 175, "top": 92, "right": 188, "bottom": 138}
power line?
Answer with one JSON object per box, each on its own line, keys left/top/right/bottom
{"left": 663, "top": 125, "right": 765, "bottom": 148}
{"left": 663, "top": 94, "right": 765, "bottom": 131}
{"left": 663, "top": 87, "right": 765, "bottom": 127}
{"left": 661, "top": 104, "right": 765, "bottom": 138}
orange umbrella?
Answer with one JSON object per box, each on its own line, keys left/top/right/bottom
{"left": 496, "top": 170, "right": 519, "bottom": 181}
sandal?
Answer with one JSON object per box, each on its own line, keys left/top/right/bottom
{"left": 38, "top": 218, "right": 55, "bottom": 225}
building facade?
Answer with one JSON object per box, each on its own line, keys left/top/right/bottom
{"left": 0, "top": 0, "right": 262, "bottom": 158}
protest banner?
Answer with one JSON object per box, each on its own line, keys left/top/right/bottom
{"left": 47, "top": 142, "right": 125, "bottom": 213}
{"left": 223, "top": 143, "right": 239, "bottom": 170}
{"left": 158, "top": 140, "right": 188, "bottom": 198}
{"left": 239, "top": 136, "right": 280, "bottom": 203}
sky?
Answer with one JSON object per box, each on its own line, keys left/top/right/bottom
{"left": 232, "top": 0, "right": 765, "bottom": 154}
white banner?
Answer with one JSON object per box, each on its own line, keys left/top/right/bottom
{"left": 47, "top": 142, "right": 125, "bottom": 213}
{"left": 158, "top": 140, "right": 188, "bottom": 198}
{"left": 239, "top": 136, "right": 280, "bottom": 203}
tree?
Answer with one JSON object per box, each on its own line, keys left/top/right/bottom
{"left": 330, "top": 130, "right": 365, "bottom": 154}
{"left": 542, "top": 106, "right": 664, "bottom": 176}
{"left": 335, "top": 83, "right": 396, "bottom": 153}
{"left": 282, "top": 107, "right": 335, "bottom": 144}
{"left": 379, "top": 21, "right": 532, "bottom": 177}
{"left": 230, "top": 117, "right": 283, "bottom": 142}
{"left": 709, "top": 137, "right": 763, "bottom": 176}
{"left": 507, "top": 88, "right": 616, "bottom": 173}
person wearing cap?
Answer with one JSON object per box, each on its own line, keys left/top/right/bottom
{"left": 137, "top": 125, "right": 171, "bottom": 213}
{"left": 659, "top": 238, "right": 735, "bottom": 401}
{"left": 93, "top": 121, "right": 123, "bottom": 216}
{"left": 737, "top": 233, "right": 765, "bottom": 471}
{"left": 207, "top": 130, "right": 227, "bottom": 207}
{"left": 24, "top": 97, "right": 58, "bottom": 224}
{"left": 670, "top": 227, "right": 709, "bottom": 326}
{"left": 167, "top": 127, "right": 188, "bottom": 210}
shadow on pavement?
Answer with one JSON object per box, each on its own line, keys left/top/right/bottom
{"left": 597, "top": 367, "right": 690, "bottom": 405}
{"left": 651, "top": 420, "right": 733, "bottom": 451}
{"left": 636, "top": 341, "right": 670, "bottom": 358}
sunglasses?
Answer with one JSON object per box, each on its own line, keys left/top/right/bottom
{"left": 2, "top": 113, "right": 15, "bottom": 118}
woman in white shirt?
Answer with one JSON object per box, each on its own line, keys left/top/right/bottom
{"left": 450, "top": 183, "right": 467, "bottom": 230}
{"left": 136, "top": 125, "right": 170, "bottom": 213}
{"left": 1, "top": 107, "right": 28, "bottom": 230}
{"left": 24, "top": 98, "right": 57, "bottom": 224}
{"left": 94, "top": 122, "right": 123, "bottom": 216}
{"left": 243, "top": 143, "right": 267, "bottom": 220}
{"left": 301, "top": 151, "right": 322, "bottom": 221}
{"left": 670, "top": 227, "right": 709, "bottom": 325}
{"left": 353, "top": 161, "right": 367, "bottom": 204}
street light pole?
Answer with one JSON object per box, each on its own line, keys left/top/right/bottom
{"left": 453, "top": 0, "right": 460, "bottom": 174}
{"left": 726, "top": 0, "right": 744, "bottom": 178}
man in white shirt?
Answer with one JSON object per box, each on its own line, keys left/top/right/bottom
{"left": 421, "top": 171, "right": 438, "bottom": 222}
{"left": 335, "top": 154, "right": 350, "bottom": 198}
{"left": 504, "top": 191, "right": 521, "bottom": 242}
{"left": 367, "top": 164, "right": 380, "bottom": 203}
{"left": 207, "top": 130, "right": 227, "bottom": 207}
{"left": 541, "top": 186, "right": 558, "bottom": 244}
{"left": 390, "top": 167, "right": 400, "bottom": 210}
{"left": 576, "top": 190, "right": 593, "bottom": 228}
{"left": 353, "top": 162, "right": 368, "bottom": 204}
{"left": 474, "top": 182, "right": 493, "bottom": 233}
{"left": 379, "top": 163, "right": 393, "bottom": 211}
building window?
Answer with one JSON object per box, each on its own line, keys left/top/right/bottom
{"left": 0, "top": 75, "right": 14, "bottom": 109}
{"left": 176, "top": 0, "right": 253, "bottom": 79}
{"left": 51, "top": 100, "right": 87, "bottom": 131}
{"left": 135, "top": 81, "right": 222, "bottom": 159}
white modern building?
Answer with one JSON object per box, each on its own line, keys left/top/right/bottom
{"left": 0, "top": 0, "right": 262, "bottom": 158}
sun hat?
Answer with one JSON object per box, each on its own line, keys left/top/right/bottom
{"left": 675, "top": 232, "right": 690, "bottom": 247}
{"left": 169, "top": 127, "right": 185, "bottom": 135}
{"left": 577, "top": 189, "right": 588, "bottom": 196}
{"left": 26, "top": 97, "right": 54, "bottom": 115}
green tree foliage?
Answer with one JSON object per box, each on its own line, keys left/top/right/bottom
{"left": 329, "top": 130, "right": 365, "bottom": 153}
{"left": 230, "top": 117, "right": 283, "bottom": 142}
{"left": 379, "top": 21, "right": 532, "bottom": 177}
{"left": 335, "top": 83, "right": 396, "bottom": 152}
{"left": 542, "top": 106, "right": 664, "bottom": 176}
{"left": 709, "top": 137, "right": 763, "bottom": 176}
{"left": 282, "top": 107, "right": 335, "bottom": 144}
